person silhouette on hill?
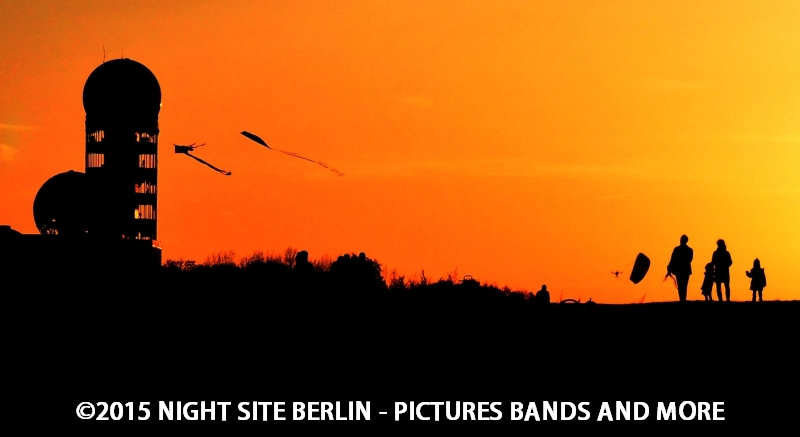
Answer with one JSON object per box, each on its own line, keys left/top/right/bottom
{"left": 293, "top": 250, "right": 315, "bottom": 290}
{"left": 745, "top": 258, "right": 767, "bottom": 302}
{"left": 535, "top": 285, "right": 550, "bottom": 304}
{"left": 711, "top": 239, "right": 733, "bottom": 301}
{"left": 701, "top": 262, "right": 714, "bottom": 301}
{"left": 667, "top": 234, "right": 693, "bottom": 302}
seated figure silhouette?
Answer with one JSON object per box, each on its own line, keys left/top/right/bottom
{"left": 535, "top": 285, "right": 550, "bottom": 305}
{"left": 745, "top": 258, "right": 767, "bottom": 302}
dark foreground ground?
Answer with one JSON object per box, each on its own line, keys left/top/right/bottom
{"left": 7, "top": 281, "right": 798, "bottom": 429}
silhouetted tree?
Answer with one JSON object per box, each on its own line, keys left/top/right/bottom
{"left": 284, "top": 247, "right": 298, "bottom": 269}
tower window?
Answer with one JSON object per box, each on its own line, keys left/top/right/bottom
{"left": 87, "top": 130, "right": 105, "bottom": 143}
{"left": 135, "top": 182, "right": 157, "bottom": 194}
{"left": 135, "top": 204, "right": 155, "bottom": 220}
{"left": 139, "top": 154, "right": 157, "bottom": 169}
{"left": 138, "top": 132, "right": 158, "bottom": 144}
{"left": 87, "top": 153, "right": 104, "bottom": 168}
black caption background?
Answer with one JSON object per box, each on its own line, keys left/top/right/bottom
{"left": 58, "top": 399, "right": 791, "bottom": 430}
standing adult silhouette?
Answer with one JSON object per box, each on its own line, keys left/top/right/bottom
{"left": 711, "top": 239, "right": 733, "bottom": 301}
{"left": 667, "top": 234, "right": 693, "bottom": 302}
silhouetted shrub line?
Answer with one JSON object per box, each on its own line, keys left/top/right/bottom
{"left": 15, "top": 249, "right": 795, "bottom": 312}
{"left": 156, "top": 249, "right": 546, "bottom": 308}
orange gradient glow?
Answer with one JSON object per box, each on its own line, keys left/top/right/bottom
{"left": 2, "top": 1, "right": 799, "bottom": 303}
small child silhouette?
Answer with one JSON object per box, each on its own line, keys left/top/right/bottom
{"left": 745, "top": 258, "right": 767, "bottom": 302}
{"left": 701, "top": 262, "right": 714, "bottom": 301}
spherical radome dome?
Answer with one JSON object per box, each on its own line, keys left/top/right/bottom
{"left": 82, "top": 58, "right": 161, "bottom": 116}
{"left": 33, "top": 170, "right": 90, "bottom": 235}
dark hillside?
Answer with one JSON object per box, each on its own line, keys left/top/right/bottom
{"left": 7, "top": 254, "right": 798, "bottom": 425}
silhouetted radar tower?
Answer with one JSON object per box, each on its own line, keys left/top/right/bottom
{"left": 83, "top": 59, "right": 161, "bottom": 241}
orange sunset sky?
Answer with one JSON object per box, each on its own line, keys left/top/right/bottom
{"left": 1, "top": 1, "right": 799, "bottom": 303}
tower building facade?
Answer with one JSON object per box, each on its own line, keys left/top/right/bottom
{"left": 83, "top": 58, "right": 161, "bottom": 241}
{"left": 0, "top": 57, "right": 163, "bottom": 276}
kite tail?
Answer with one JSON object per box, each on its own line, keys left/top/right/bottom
{"left": 240, "top": 131, "right": 344, "bottom": 176}
{"left": 275, "top": 148, "right": 344, "bottom": 176}
{"left": 186, "top": 152, "right": 232, "bottom": 176}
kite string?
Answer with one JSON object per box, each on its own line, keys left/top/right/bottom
{"left": 663, "top": 273, "right": 678, "bottom": 290}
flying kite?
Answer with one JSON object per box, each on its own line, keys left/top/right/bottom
{"left": 629, "top": 253, "right": 650, "bottom": 284}
{"left": 240, "top": 131, "right": 344, "bottom": 176}
{"left": 174, "top": 143, "right": 232, "bottom": 176}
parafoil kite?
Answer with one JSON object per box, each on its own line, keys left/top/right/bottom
{"left": 629, "top": 253, "right": 650, "bottom": 284}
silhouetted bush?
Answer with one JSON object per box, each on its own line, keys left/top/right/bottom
{"left": 152, "top": 247, "right": 543, "bottom": 314}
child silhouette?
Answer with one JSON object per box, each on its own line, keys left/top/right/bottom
{"left": 745, "top": 258, "right": 767, "bottom": 302}
{"left": 701, "top": 262, "right": 714, "bottom": 301}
